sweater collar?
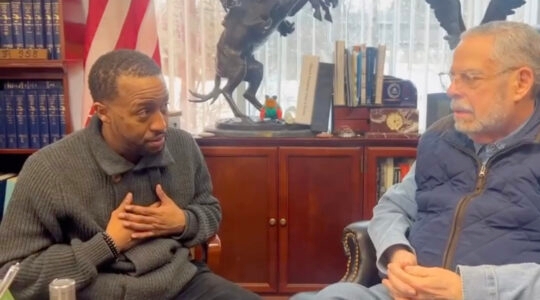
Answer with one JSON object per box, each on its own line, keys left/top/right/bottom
{"left": 86, "top": 115, "right": 175, "bottom": 176}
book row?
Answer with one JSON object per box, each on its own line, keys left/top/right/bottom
{"left": 334, "top": 42, "right": 417, "bottom": 108}
{"left": 0, "top": 0, "right": 61, "bottom": 59}
{"left": 294, "top": 52, "right": 419, "bottom": 134}
{"left": 0, "top": 80, "right": 66, "bottom": 149}
{"left": 375, "top": 157, "right": 415, "bottom": 201}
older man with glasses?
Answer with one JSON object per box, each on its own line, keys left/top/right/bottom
{"left": 297, "top": 20, "right": 540, "bottom": 300}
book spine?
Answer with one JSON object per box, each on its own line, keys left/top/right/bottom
{"left": 10, "top": 0, "right": 24, "bottom": 49}
{"left": 0, "top": 1, "right": 13, "bottom": 48}
{"left": 58, "top": 90, "right": 65, "bottom": 137}
{"left": 295, "top": 55, "right": 319, "bottom": 125}
{"left": 37, "top": 88, "right": 50, "bottom": 146}
{"left": 32, "top": 0, "right": 44, "bottom": 48}
{"left": 47, "top": 87, "right": 60, "bottom": 143}
{"left": 50, "top": 0, "right": 60, "bottom": 59}
{"left": 0, "top": 90, "right": 6, "bottom": 148}
{"left": 310, "top": 62, "right": 334, "bottom": 133}
{"left": 4, "top": 90, "right": 17, "bottom": 149}
{"left": 14, "top": 89, "right": 29, "bottom": 148}
{"left": 22, "top": 0, "right": 34, "bottom": 48}
{"left": 374, "top": 44, "right": 386, "bottom": 105}
{"left": 360, "top": 44, "right": 367, "bottom": 105}
{"left": 26, "top": 89, "right": 40, "bottom": 148}
{"left": 365, "top": 47, "right": 377, "bottom": 104}
{"left": 43, "top": 0, "right": 53, "bottom": 58}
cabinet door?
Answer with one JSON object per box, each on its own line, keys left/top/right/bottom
{"left": 201, "top": 147, "right": 279, "bottom": 293}
{"left": 364, "top": 147, "right": 417, "bottom": 219}
{"left": 278, "top": 147, "right": 363, "bottom": 293}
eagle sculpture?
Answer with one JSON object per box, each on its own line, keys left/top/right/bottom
{"left": 425, "top": 0, "right": 527, "bottom": 49}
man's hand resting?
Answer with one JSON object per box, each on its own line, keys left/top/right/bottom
{"left": 118, "top": 184, "right": 187, "bottom": 239}
{"left": 382, "top": 246, "right": 418, "bottom": 300}
{"left": 387, "top": 264, "right": 463, "bottom": 300}
{"left": 105, "top": 192, "right": 140, "bottom": 252}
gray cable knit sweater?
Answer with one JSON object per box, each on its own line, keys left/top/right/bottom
{"left": 0, "top": 116, "right": 222, "bottom": 300}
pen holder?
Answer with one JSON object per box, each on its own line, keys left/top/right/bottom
{"left": 49, "top": 278, "right": 76, "bottom": 300}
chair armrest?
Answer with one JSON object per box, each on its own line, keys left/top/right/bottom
{"left": 192, "top": 234, "right": 222, "bottom": 270}
{"left": 205, "top": 235, "right": 221, "bottom": 269}
{"left": 340, "top": 221, "right": 380, "bottom": 287}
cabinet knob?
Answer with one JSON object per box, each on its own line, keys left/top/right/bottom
{"left": 269, "top": 218, "right": 277, "bottom": 226}
{"left": 279, "top": 218, "right": 287, "bottom": 226}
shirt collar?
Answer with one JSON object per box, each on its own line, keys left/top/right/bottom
{"left": 474, "top": 109, "right": 533, "bottom": 155}
{"left": 86, "top": 115, "right": 175, "bottom": 176}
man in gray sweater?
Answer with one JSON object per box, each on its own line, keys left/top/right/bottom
{"left": 0, "top": 49, "right": 260, "bottom": 300}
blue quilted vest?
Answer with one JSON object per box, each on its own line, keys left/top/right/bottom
{"left": 409, "top": 112, "right": 540, "bottom": 270}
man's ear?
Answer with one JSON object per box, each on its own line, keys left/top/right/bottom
{"left": 93, "top": 102, "right": 110, "bottom": 123}
{"left": 513, "top": 67, "right": 535, "bottom": 102}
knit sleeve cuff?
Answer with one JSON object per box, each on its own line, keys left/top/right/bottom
{"left": 73, "top": 233, "right": 117, "bottom": 267}
{"left": 174, "top": 210, "right": 197, "bottom": 241}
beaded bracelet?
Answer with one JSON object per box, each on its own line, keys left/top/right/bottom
{"left": 101, "top": 232, "right": 120, "bottom": 259}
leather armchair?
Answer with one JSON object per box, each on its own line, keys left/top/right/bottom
{"left": 340, "top": 220, "right": 380, "bottom": 286}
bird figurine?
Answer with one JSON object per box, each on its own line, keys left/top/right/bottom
{"left": 425, "top": 0, "right": 526, "bottom": 49}
{"left": 259, "top": 95, "right": 283, "bottom": 121}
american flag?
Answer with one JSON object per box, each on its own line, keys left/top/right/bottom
{"left": 78, "top": 0, "right": 160, "bottom": 127}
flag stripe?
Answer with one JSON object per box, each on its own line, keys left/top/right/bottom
{"left": 136, "top": 0, "right": 157, "bottom": 54}
{"left": 83, "top": 0, "right": 109, "bottom": 65}
{"left": 114, "top": 0, "right": 150, "bottom": 49}
{"left": 82, "top": 0, "right": 160, "bottom": 127}
{"left": 153, "top": 44, "right": 161, "bottom": 65}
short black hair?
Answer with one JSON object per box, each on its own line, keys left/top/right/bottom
{"left": 88, "top": 49, "right": 162, "bottom": 102}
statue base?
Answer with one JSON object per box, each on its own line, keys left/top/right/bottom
{"left": 204, "top": 117, "right": 314, "bottom": 137}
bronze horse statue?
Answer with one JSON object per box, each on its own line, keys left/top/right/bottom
{"left": 190, "top": 0, "right": 337, "bottom": 120}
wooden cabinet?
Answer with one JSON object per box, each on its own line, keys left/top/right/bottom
{"left": 198, "top": 137, "right": 417, "bottom": 296}
{"left": 201, "top": 147, "right": 278, "bottom": 292}
{"left": 278, "top": 147, "right": 363, "bottom": 293}
{"left": 0, "top": 0, "right": 81, "bottom": 172}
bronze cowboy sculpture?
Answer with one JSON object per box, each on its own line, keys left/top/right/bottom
{"left": 189, "top": 0, "right": 338, "bottom": 121}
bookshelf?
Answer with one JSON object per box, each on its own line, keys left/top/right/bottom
{"left": 0, "top": 0, "right": 81, "bottom": 172}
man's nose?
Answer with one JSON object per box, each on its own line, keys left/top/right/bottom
{"left": 151, "top": 111, "right": 167, "bottom": 132}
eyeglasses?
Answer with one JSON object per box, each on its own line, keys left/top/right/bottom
{"left": 438, "top": 67, "right": 518, "bottom": 91}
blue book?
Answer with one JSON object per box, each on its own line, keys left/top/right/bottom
{"left": 0, "top": 1, "right": 13, "bottom": 48}
{"left": 37, "top": 88, "right": 50, "bottom": 146}
{"left": 47, "top": 89, "right": 60, "bottom": 143}
{"left": 14, "top": 89, "right": 29, "bottom": 148}
{"left": 50, "top": 0, "right": 60, "bottom": 59}
{"left": 26, "top": 89, "right": 40, "bottom": 148}
{"left": 22, "top": 0, "right": 34, "bottom": 48}
{"left": 10, "top": 0, "right": 23, "bottom": 49}
{"left": 0, "top": 90, "right": 6, "bottom": 148}
{"left": 43, "top": 0, "right": 53, "bottom": 58}
{"left": 58, "top": 92, "right": 65, "bottom": 138}
{"left": 32, "top": 0, "right": 44, "bottom": 48}
{"left": 4, "top": 90, "right": 17, "bottom": 149}
{"left": 365, "top": 47, "right": 378, "bottom": 104}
